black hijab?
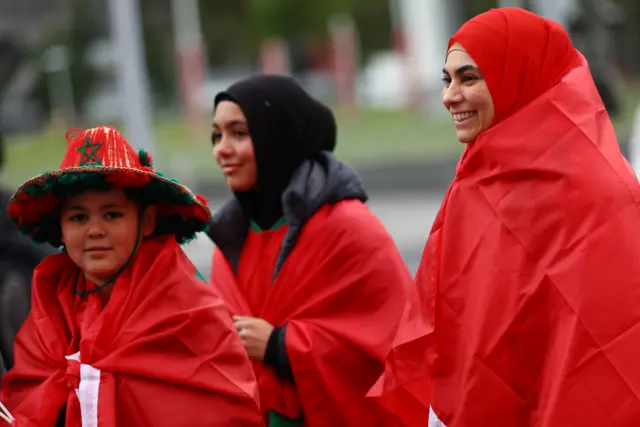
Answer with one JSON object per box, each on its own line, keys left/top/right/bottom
{"left": 214, "top": 75, "right": 337, "bottom": 230}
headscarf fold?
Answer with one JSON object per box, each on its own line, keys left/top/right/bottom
{"left": 449, "top": 7, "right": 581, "bottom": 125}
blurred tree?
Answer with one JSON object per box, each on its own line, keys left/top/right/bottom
{"left": 139, "top": 0, "right": 177, "bottom": 107}
{"left": 198, "top": 0, "right": 253, "bottom": 67}
{"left": 615, "top": 0, "right": 640, "bottom": 74}
{"left": 245, "top": 0, "right": 390, "bottom": 70}
{"left": 461, "top": 0, "right": 499, "bottom": 19}
{"left": 29, "top": 0, "right": 100, "bottom": 122}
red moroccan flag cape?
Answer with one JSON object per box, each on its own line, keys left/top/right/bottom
{"left": 211, "top": 201, "right": 412, "bottom": 426}
{"left": 1, "top": 235, "right": 264, "bottom": 427}
{"left": 370, "top": 59, "right": 640, "bottom": 426}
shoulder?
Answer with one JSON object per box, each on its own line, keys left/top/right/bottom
{"left": 307, "top": 200, "right": 396, "bottom": 252}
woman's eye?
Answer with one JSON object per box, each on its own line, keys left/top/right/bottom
{"left": 462, "top": 75, "right": 477, "bottom": 83}
{"left": 211, "top": 132, "right": 222, "bottom": 145}
{"left": 442, "top": 76, "right": 452, "bottom": 86}
{"left": 233, "top": 130, "right": 248, "bottom": 138}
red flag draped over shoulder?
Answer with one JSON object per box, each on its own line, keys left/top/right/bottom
{"left": 212, "top": 201, "right": 411, "bottom": 426}
{"left": 370, "top": 8, "right": 640, "bottom": 427}
{"left": 1, "top": 235, "right": 263, "bottom": 427}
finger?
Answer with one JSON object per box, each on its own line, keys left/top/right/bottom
{"left": 238, "top": 328, "right": 255, "bottom": 340}
{"left": 233, "top": 323, "right": 244, "bottom": 332}
{"left": 233, "top": 315, "right": 254, "bottom": 322}
{"left": 234, "top": 317, "right": 254, "bottom": 327}
{"left": 234, "top": 319, "right": 258, "bottom": 332}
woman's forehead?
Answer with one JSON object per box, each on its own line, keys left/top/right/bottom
{"left": 444, "top": 48, "right": 477, "bottom": 71}
{"left": 213, "top": 101, "right": 246, "bottom": 126}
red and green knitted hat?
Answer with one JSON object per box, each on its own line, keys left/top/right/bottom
{"left": 8, "top": 126, "right": 211, "bottom": 247}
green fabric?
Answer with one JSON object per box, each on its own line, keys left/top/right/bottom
{"left": 269, "top": 411, "right": 304, "bottom": 427}
{"left": 138, "top": 149, "right": 153, "bottom": 167}
{"left": 249, "top": 216, "right": 287, "bottom": 232}
{"left": 195, "top": 269, "right": 207, "bottom": 283}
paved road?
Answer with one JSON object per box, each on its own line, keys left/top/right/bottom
{"left": 183, "top": 190, "right": 445, "bottom": 280}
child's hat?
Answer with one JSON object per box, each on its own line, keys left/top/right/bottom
{"left": 8, "top": 126, "right": 211, "bottom": 246}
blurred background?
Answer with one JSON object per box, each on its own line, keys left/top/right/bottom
{"left": 0, "top": 0, "right": 638, "bottom": 275}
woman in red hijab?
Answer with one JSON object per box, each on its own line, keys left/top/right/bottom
{"left": 370, "top": 7, "right": 640, "bottom": 427}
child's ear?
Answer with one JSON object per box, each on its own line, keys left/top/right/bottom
{"left": 141, "top": 205, "right": 158, "bottom": 238}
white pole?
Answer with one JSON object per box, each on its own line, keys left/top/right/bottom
{"left": 170, "top": 0, "right": 206, "bottom": 119}
{"left": 530, "top": 0, "right": 576, "bottom": 28}
{"left": 171, "top": 0, "right": 203, "bottom": 49}
{"left": 169, "top": 0, "right": 206, "bottom": 185}
{"left": 629, "top": 103, "right": 640, "bottom": 179}
{"left": 106, "top": 0, "right": 156, "bottom": 156}
{"left": 398, "top": 0, "right": 451, "bottom": 114}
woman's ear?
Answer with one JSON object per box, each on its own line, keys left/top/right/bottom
{"left": 141, "top": 205, "right": 158, "bottom": 237}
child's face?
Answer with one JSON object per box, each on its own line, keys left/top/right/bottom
{"left": 60, "top": 188, "right": 157, "bottom": 285}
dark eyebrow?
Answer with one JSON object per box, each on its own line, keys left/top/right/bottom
{"left": 212, "top": 119, "right": 248, "bottom": 129}
{"left": 101, "top": 203, "right": 123, "bottom": 209}
{"left": 66, "top": 202, "right": 123, "bottom": 211}
{"left": 442, "top": 65, "right": 480, "bottom": 76}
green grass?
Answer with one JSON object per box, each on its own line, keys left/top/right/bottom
{"left": 0, "top": 109, "right": 460, "bottom": 188}
{"left": 2, "top": 85, "right": 638, "bottom": 190}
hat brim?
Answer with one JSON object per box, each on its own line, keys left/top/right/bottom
{"left": 8, "top": 165, "right": 211, "bottom": 247}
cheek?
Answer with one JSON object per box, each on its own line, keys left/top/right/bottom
{"left": 61, "top": 223, "right": 84, "bottom": 253}
{"left": 112, "top": 219, "right": 141, "bottom": 252}
{"left": 237, "top": 140, "right": 256, "bottom": 164}
{"left": 470, "top": 88, "right": 494, "bottom": 127}
{"left": 212, "top": 144, "right": 222, "bottom": 163}
{"left": 237, "top": 142, "right": 258, "bottom": 182}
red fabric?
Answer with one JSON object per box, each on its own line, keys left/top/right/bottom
{"left": 211, "top": 200, "right": 412, "bottom": 426}
{"left": 373, "top": 55, "right": 640, "bottom": 426}
{"left": 449, "top": 7, "right": 580, "bottom": 125}
{"left": 1, "top": 235, "right": 264, "bottom": 427}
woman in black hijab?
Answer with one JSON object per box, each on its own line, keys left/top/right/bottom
{"left": 207, "top": 75, "right": 411, "bottom": 427}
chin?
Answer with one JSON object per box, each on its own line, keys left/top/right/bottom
{"left": 227, "top": 178, "right": 254, "bottom": 192}
{"left": 456, "top": 130, "right": 480, "bottom": 144}
{"left": 84, "top": 264, "right": 119, "bottom": 282}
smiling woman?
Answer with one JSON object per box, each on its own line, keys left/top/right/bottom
{"left": 442, "top": 44, "right": 495, "bottom": 143}
{"left": 371, "top": 7, "right": 640, "bottom": 427}
{"left": 212, "top": 101, "right": 258, "bottom": 192}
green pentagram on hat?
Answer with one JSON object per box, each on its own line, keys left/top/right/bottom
{"left": 77, "top": 135, "right": 103, "bottom": 166}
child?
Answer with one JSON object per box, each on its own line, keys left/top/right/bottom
{"left": 1, "top": 126, "right": 264, "bottom": 426}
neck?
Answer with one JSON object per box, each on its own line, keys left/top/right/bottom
{"left": 236, "top": 185, "right": 285, "bottom": 231}
{"left": 84, "top": 274, "right": 114, "bottom": 305}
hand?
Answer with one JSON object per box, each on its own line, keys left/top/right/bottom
{"left": 233, "top": 316, "right": 275, "bottom": 361}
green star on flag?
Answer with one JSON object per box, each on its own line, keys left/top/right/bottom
{"left": 77, "top": 136, "right": 103, "bottom": 166}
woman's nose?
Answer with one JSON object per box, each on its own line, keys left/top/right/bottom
{"left": 443, "top": 83, "right": 463, "bottom": 109}
{"left": 213, "top": 135, "right": 233, "bottom": 160}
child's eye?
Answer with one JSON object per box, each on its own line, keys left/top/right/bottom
{"left": 105, "top": 211, "right": 123, "bottom": 220}
{"left": 69, "top": 214, "right": 87, "bottom": 222}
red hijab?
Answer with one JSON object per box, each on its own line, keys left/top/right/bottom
{"left": 449, "top": 7, "right": 581, "bottom": 125}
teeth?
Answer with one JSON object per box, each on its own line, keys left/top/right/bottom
{"left": 452, "top": 112, "right": 476, "bottom": 122}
